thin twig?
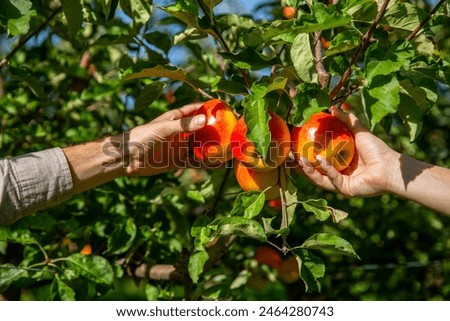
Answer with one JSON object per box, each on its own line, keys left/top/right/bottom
{"left": 313, "top": 31, "right": 330, "bottom": 89}
{"left": 196, "top": 0, "right": 252, "bottom": 89}
{"left": 406, "top": 0, "right": 446, "bottom": 41}
{"left": 0, "top": 6, "right": 62, "bottom": 69}
{"left": 329, "top": 0, "right": 391, "bottom": 101}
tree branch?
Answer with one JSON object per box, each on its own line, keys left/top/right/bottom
{"left": 406, "top": 0, "right": 446, "bottom": 42}
{"left": 328, "top": 0, "right": 391, "bottom": 102}
{"left": 313, "top": 31, "right": 330, "bottom": 89}
{"left": 0, "top": 6, "right": 62, "bottom": 69}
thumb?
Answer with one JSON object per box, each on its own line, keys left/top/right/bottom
{"left": 154, "top": 114, "right": 206, "bottom": 138}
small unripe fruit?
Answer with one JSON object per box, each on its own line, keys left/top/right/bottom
{"left": 230, "top": 112, "right": 291, "bottom": 171}
{"left": 282, "top": 6, "right": 298, "bottom": 19}
{"left": 291, "top": 112, "right": 355, "bottom": 173}
{"left": 188, "top": 99, "right": 238, "bottom": 166}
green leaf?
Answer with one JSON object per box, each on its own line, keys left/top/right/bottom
{"left": 188, "top": 250, "right": 209, "bottom": 283}
{"left": 160, "top": 1, "right": 203, "bottom": 31}
{"left": 327, "top": 207, "right": 349, "bottom": 223}
{"left": 65, "top": 254, "right": 115, "bottom": 287}
{"left": 241, "top": 4, "right": 351, "bottom": 48}
{"left": 124, "top": 65, "right": 187, "bottom": 82}
{"left": 299, "top": 233, "right": 360, "bottom": 259}
{"left": 242, "top": 85, "right": 271, "bottom": 159}
{"left": 365, "top": 41, "right": 414, "bottom": 86}
{"left": 145, "top": 284, "right": 160, "bottom": 301}
{"left": 52, "top": 275, "right": 76, "bottom": 301}
{"left": 325, "top": 30, "right": 360, "bottom": 57}
{"left": 0, "top": 0, "right": 37, "bottom": 36}
{"left": 0, "top": 227, "right": 37, "bottom": 245}
{"left": 106, "top": 218, "right": 137, "bottom": 255}
{"left": 381, "top": 1, "right": 427, "bottom": 31}
{"left": 134, "top": 82, "right": 166, "bottom": 111}
{"left": 212, "top": 217, "right": 267, "bottom": 242}
{"left": 291, "top": 33, "right": 316, "bottom": 83}
{"left": 61, "top": 0, "right": 83, "bottom": 38}
{"left": 0, "top": 264, "right": 29, "bottom": 292}
{"left": 100, "top": 0, "right": 119, "bottom": 21}
{"left": 220, "top": 49, "right": 282, "bottom": 70}
{"left": 362, "top": 74, "right": 400, "bottom": 129}
{"left": 230, "top": 191, "right": 265, "bottom": 219}
{"left": 284, "top": 172, "right": 298, "bottom": 228}
{"left": 290, "top": 83, "right": 329, "bottom": 126}
{"left": 120, "top": 0, "right": 152, "bottom": 30}
{"left": 191, "top": 217, "right": 213, "bottom": 250}
{"left": 187, "top": 190, "right": 206, "bottom": 204}
{"left": 294, "top": 250, "right": 325, "bottom": 293}
{"left": 301, "top": 199, "right": 330, "bottom": 221}
{"left": 261, "top": 217, "right": 290, "bottom": 236}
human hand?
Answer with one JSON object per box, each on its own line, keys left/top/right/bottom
{"left": 297, "top": 106, "right": 400, "bottom": 197}
{"left": 124, "top": 102, "right": 206, "bottom": 176}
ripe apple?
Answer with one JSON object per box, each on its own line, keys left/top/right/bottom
{"left": 254, "top": 246, "right": 283, "bottom": 271}
{"left": 320, "top": 37, "right": 331, "bottom": 50}
{"left": 234, "top": 159, "right": 280, "bottom": 200}
{"left": 278, "top": 256, "right": 300, "bottom": 283}
{"left": 291, "top": 112, "right": 355, "bottom": 173}
{"left": 282, "top": 6, "right": 298, "bottom": 19}
{"left": 230, "top": 112, "right": 291, "bottom": 171}
{"left": 188, "top": 99, "right": 238, "bottom": 166}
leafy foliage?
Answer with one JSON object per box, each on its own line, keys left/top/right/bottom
{"left": 0, "top": 0, "right": 450, "bottom": 301}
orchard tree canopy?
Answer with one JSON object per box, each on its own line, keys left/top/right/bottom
{"left": 1, "top": 0, "right": 450, "bottom": 300}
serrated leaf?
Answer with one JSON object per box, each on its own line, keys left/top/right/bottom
{"left": 293, "top": 250, "right": 325, "bottom": 293}
{"left": 61, "top": 0, "right": 83, "bottom": 38}
{"left": 301, "top": 199, "right": 330, "bottom": 221}
{"left": 362, "top": 75, "right": 400, "bottom": 129}
{"left": 0, "top": 264, "right": 29, "bottom": 292}
{"left": 299, "top": 233, "right": 360, "bottom": 259}
{"left": 261, "top": 217, "right": 290, "bottom": 236}
{"left": 66, "top": 254, "right": 114, "bottom": 286}
{"left": 230, "top": 191, "right": 265, "bottom": 219}
{"left": 188, "top": 250, "right": 209, "bottom": 283}
{"left": 213, "top": 217, "right": 267, "bottom": 242}
{"left": 0, "top": 227, "right": 37, "bottom": 245}
{"left": 291, "top": 33, "right": 317, "bottom": 83}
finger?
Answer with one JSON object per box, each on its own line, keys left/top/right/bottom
{"left": 329, "top": 106, "right": 368, "bottom": 134}
{"left": 316, "top": 155, "right": 345, "bottom": 192}
{"left": 297, "top": 157, "right": 337, "bottom": 192}
{"left": 153, "top": 114, "right": 206, "bottom": 138}
{"left": 152, "top": 102, "right": 204, "bottom": 123}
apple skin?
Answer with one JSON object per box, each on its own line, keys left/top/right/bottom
{"left": 282, "top": 6, "right": 298, "bottom": 19}
{"left": 230, "top": 112, "right": 291, "bottom": 171}
{"left": 291, "top": 112, "right": 355, "bottom": 173}
{"left": 254, "top": 246, "right": 283, "bottom": 272}
{"left": 234, "top": 160, "right": 280, "bottom": 200}
{"left": 278, "top": 256, "right": 300, "bottom": 284}
{"left": 188, "top": 99, "right": 238, "bottom": 166}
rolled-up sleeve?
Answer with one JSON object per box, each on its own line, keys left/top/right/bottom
{"left": 0, "top": 147, "right": 73, "bottom": 226}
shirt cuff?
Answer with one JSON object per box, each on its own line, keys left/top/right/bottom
{"left": 3, "top": 147, "right": 73, "bottom": 225}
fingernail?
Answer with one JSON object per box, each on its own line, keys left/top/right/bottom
{"left": 300, "top": 157, "right": 312, "bottom": 167}
{"left": 316, "top": 155, "right": 327, "bottom": 165}
{"left": 194, "top": 115, "right": 206, "bottom": 126}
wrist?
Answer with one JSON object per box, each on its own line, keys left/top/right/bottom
{"left": 380, "top": 150, "right": 403, "bottom": 195}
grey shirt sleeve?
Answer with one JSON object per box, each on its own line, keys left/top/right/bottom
{"left": 0, "top": 147, "right": 73, "bottom": 226}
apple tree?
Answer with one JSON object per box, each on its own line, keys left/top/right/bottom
{"left": 0, "top": 0, "right": 450, "bottom": 300}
